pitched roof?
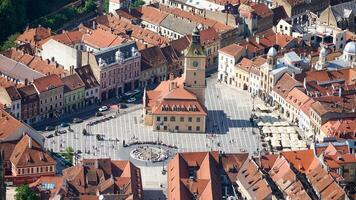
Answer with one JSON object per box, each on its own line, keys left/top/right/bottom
{"left": 9, "top": 134, "right": 56, "bottom": 167}
{"left": 3, "top": 49, "right": 68, "bottom": 77}
{"left": 167, "top": 152, "right": 222, "bottom": 200}
{"left": 34, "top": 159, "right": 143, "bottom": 198}
{"left": 0, "top": 109, "right": 23, "bottom": 141}
{"left": 236, "top": 58, "right": 253, "bottom": 72}
{"left": 75, "top": 65, "right": 99, "bottom": 89}
{"left": 0, "top": 54, "right": 45, "bottom": 82}
{"left": 33, "top": 74, "right": 63, "bottom": 93}
{"left": 140, "top": 45, "right": 167, "bottom": 71}
{"left": 273, "top": 73, "right": 301, "bottom": 98}
{"left": 137, "top": 6, "right": 168, "bottom": 25}
{"left": 321, "top": 118, "right": 356, "bottom": 139}
{"left": 251, "top": 3, "right": 273, "bottom": 18}
{"left": 16, "top": 26, "right": 52, "bottom": 45}
{"left": 5, "top": 86, "right": 21, "bottom": 101}
{"left": 61, "top": 74, "right": 85, "bottom": 93}
{"left": 82, "top": 28, "right": 127, "bottom": 49}
{"left": 145, "top": 77, "right": 207, "bottom": 116}
{"left": 285, "top": 88, "right": 310, "bottom": 110}
{"left": 237, "top": 159, "right": 272, "bottom": 200}
{"left": 219, "top": 43, "right": 245, "bottom": 57}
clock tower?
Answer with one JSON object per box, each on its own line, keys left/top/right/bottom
{"left": 183, "top": 27, "right": 207, "bottom": 104}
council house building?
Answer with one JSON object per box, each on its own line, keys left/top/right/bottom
{"left": 143, "top": 27, "right": 207, "bottom": 133}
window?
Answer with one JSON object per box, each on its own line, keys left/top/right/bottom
{"left": 156, "top": 126, "right": 160, "bottom": 130}
{"left": 164, "top": 126, "right": 167, "bottom": 130}
{"left": 175, "top": 126, "right": 179, "bottom": 130}
{"left": 180, "top": 117, "right": 184, "bottom": 122}
{"left": 188, "top": 117, "right": 192, "bottom": 122}
{"left": 157, "top": 116, "right": 161, "bottom": 121}
{"left": 188, "top": 126, "right": 192, "bottom": 131}
{"left": 196, "top": 126, "right": 200, "bottom": 131}
{"left": 164, "top": 117, "right": 167, "bottom": 121}
{"left": 170, "top": 116, "right": 175, "bottom": 121}
{"left": 196, "top": 117, "right": 200, "bottom": 122}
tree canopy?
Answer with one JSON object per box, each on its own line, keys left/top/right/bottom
{"left": 15, "top": 185, "right": 39, "bottom": 200}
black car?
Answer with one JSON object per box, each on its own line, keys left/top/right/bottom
{"left": 95, "top": 112, "right": 103, "bottom": 117}
{"left": 46, "top": 134, "right": 54, "bottom": 138}
{"left": 118, "top": 103, "right": 128, "bottom": 109}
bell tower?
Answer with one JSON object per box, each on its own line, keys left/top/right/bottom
{"left": 183, "top": 27, "right": 207, "bottom": 104}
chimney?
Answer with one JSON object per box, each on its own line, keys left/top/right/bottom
{"left": 338, "top": 87, "right": 342, "bottom": 97}
{"left": 256, "top": 36, "right": 260, "bottom": 44}
{"left": 28, "top": 136, "right": 32, "bottom": 149}
{"left": 92, "top": 21, "right": 96, "bottom": 30}
{"left": 95, "top": 160, "right": 99, "bottom": 169}
{"left": 303, "top": 78, "right": 307, "bottom": 89}
{"left": 291, "top": 72, "right": 295, "bottom": 79}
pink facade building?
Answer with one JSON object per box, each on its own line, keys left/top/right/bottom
{"left": 83, "top": 41, "right": 141, "bottom": 100}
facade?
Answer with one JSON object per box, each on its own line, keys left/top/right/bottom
{"left": 17, "top": 85, "right": 40, "bottom": 124}
{"left": 30, "top": 158, "right": 143, "bottom": 200}
{"left": 109, "top": 0, "right": 131, "bottom": 13}
{"left": 276, "top": 19, "right": 293, "bottom": 36}
{"left": 82, "top": 41, "right": 141, "bottom": 100}
{"left": 139, "top": 46, "right": 168, "bottom": 87}
{"left": 143, "top": 28, "right": 207, "bottom": 133}
{"left": 239, "top": 3, "right": 273, "bottom": 36}
{"left": 75, "top": 65, "right": 101, "bottom": 105}
{"left": 235, "top": 58, "right": 253, "bottom": 90}
{"left": 33, "top": 75, "right": 64, "bottom": 120}
{"left": 274, "top": 0, "right": 329, "bottom": 17}
{"left": 218, "top": 44, "right": 246, "bottom": 85}
{"left": 0, "top": 86, "right": 21, "bottom": 119}
{"left": 61, "top": 74, "right": 85, "bottom": 113}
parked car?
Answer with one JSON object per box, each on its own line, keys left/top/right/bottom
{"left": 118, "top": 103, "right": 128, "bottom": 109}
{"left": 73, "top": 118, "right": 83, "bottom": 123}
{"left": 126, "top": 97, "right": 136, "bottom": 103}
{"left": 58, "top": 130, "right": 67, "bottom": 134}
{"left": 46, "top": 134, "right": 54, "bottom": 138}
{"left": 45, "top": 126, "right": 55, "bottom": 131}
{"left": 60, "top": 122, "right": 69, "bottom": 127}
{"left": 98, "top": 106, "right": 108, "bottom": 112}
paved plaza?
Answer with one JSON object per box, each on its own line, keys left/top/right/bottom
{"left": 43, "top": 74, "right": 260, "bottom": 198}
{"left": 44, "top": 74, "right": 260, "bottom": 158}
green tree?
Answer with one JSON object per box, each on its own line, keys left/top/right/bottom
{"left": 15, "top": 185, "right": 39, "bottom": 200}
{"left": 63, "top": 146, "right": 74, "bottom": 164}
{"left": 103, "top": 0, "right": 109, "bottom": 13}
{"left": 130, "top": 0, "right": 145, "bottom": 9}
{"left": 0, "top": 0, "right": 26, "bottom": 44}
{"left": 1, "top": 33, "right": 20, "bottom": 51}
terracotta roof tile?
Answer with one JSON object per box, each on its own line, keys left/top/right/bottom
{"left": 219, "top": 43, "right": 244, "bottom": 57}
{"left": 137, "top": 6, "right": 168, "bottom": 25}
{"left": 61, "top": 74, "right": 85, "bottom": 93}
{"left": 0, "top": 109, "right": 22, "bottom": 141}
{"left": 33, "top": 74, "right": 63, "bottom": 93}
{"left": 16, "top": 26, "right": 52, "bottom": 46}
{"left": 82, "top": 28, "right": 127, "bottom": 49}
{"left": 321, "top": 118, "right": 356, "bottom": 140}
{"left": 9, "top": 134, "right": 56, "bottom": 167}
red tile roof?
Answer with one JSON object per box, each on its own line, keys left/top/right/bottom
{"left": 9, "top": 134, "right": 56, "bottom": 168}
{"left": 321, "top": 118, "right": 356, "bottom": 140}
{"left": 82, "top": 28, "right": 127, "bottom": 49}
{"left": 61, "top": 73, "right": 85, "bottom": 93}
{"left": 137, "top": 6, "right": 168, "bottom": 25}
{"left": 167, "top": 152, "right": 221, "bottom": 200}
{"left": 3, "top": 49, "right": 69, "bottom": 77}
{"left": 33, "top": 74, "right": 63, "bottom": 93}
{"left": 219, "top": 43, "right": 245, "bottom": 57}
{"left": 0, "top": 109, "right": 22, "bottom": 141}
{"left": 16, "top": 26, "right": 52, "bottom": 46}
{"left": 237, "top": 158, "right": 272, "bottom": 200}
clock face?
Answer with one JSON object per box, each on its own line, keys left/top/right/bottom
{"left": 192, "top": 61, "right": 199, "bottom": 67}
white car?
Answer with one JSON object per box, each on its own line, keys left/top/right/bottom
{"left": 98, "top": 106, "right": 108, "bottom": 112}
{"left": 126, "top": 97, "right": 136, "bottom": 103}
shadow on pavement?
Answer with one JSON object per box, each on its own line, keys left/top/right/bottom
{"left": 206, "top": 110, "right": 254, "bottom": 134}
